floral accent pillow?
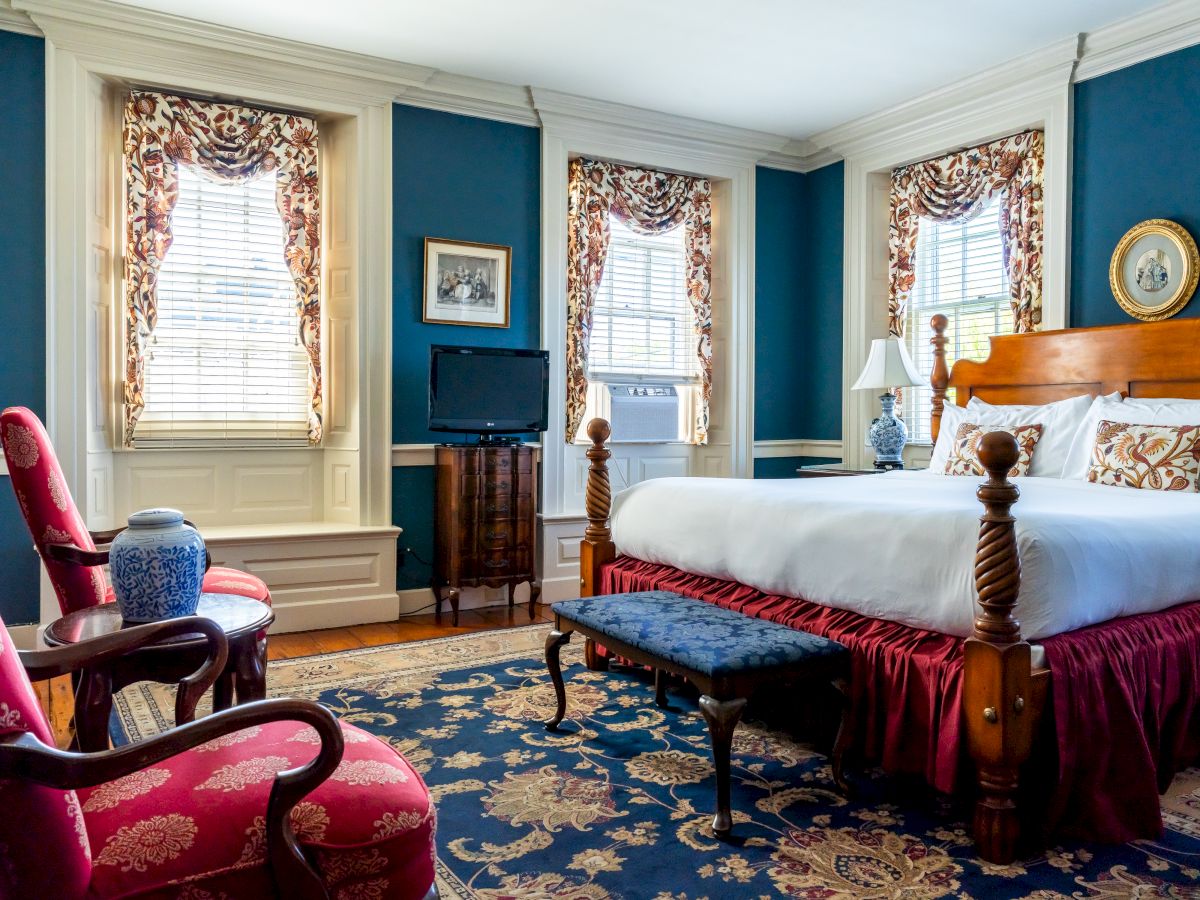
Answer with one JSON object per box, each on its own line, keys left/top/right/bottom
{"left": 1086, "top": 420, "right": 1200, "bottom": 492}
{"left": 943, "top": 422, "right": 1044, "bottom": 477}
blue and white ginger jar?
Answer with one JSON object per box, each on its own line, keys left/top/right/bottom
{"left": 110, "top": 508, "right": 205, "bottom": 622}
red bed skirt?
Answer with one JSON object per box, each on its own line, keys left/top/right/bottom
{"left": 601, "top": 556, "right": 1200, "bottom": 843}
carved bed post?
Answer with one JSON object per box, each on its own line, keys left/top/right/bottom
{"left": 581, "top": 418, "right": 616, "bottom": 671}
{"left": 964, "top": 431, "right": 1034, "bottom": 864}
{"left": 930, "top": 314, "right": 950, "bottom": 444}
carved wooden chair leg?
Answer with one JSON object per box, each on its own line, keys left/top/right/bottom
{"left": 544, "top": 630, "right": 573, "bottom": 730}
{"left": 212, "top": 670, "right": 235, "bottom": 713}
{"left": 699, "top": 695, "right": 747, "bottom": 837}
{"left": 654, "top": 669, "right": 669, "bottom": 708}
{"left": 829, "top": 676, "right": 853, "bottom": 797}
{"left": 73, "top": 666, "right": 115, "bottom": 752}
{"left": 583, "top": 637, "right": 609, "bottom": 671}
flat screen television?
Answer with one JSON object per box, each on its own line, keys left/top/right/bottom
{"left": 428, "top": 345, "right": 549, "bottom": 440}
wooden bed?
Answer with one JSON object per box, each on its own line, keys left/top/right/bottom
{"left": 577, "top": 314, "right": 1200, "bottom": 864}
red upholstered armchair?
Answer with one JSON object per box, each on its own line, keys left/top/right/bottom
{"left": 0, "top": 406, "right": 272, "bottom": 617}
{"left": 0, "top": 614, "right": 437, "bottom": 899}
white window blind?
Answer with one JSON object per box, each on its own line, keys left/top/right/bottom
{"left": 135, "top": 165, "right": 311, "bottom": 447}
{"left": 588, "top": 217, "right": 697, "bottom": 383}
{"left": 903, "top": 198, "right": 1012, "bottom": 444}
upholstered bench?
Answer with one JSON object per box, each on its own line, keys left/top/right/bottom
{"left": 545, "top": 590, "right": 851, "bottom": 837}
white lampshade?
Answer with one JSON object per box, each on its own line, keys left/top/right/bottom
{"left": 851, "top": 337, "right": 924, "bottom": 391}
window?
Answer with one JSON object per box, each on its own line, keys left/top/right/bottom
{"left": 903, "top": 198, "right": 1011, "bottom": 444}
{"left": 588, "top": 217, "right": 697, "bottom": 384}
{"left": 134, "top": 165, "right": 312, "bottom": 446}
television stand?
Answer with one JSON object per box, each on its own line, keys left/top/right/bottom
{"left": 432, "top": 443, "right": 541, "bottom": 626}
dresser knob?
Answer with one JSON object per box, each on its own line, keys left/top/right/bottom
{"left": 484, "top": 558, "right": 509, "bottom": 569}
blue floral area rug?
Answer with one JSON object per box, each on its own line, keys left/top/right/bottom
{"left": 114, "top": 624, "right": 1200, "bottom": 899}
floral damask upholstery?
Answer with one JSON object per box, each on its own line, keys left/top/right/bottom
{"left": 0, "top": 407, "right": 272, "bottom": 615}
{"left": 1087, "top": 420, "right": 1200, "bottom": 492}
{"left": 554, "top": 591, "right": 848, "bottom": 676}
{"left": 79, "top": 720, "right": 435, "bottom": 899}
{"left": 0, "top": 612, "right": 436, "bottom": 900}
{"left": 0, "top": 613, "right": 92, "bottom": 898}
{"left": 943, "top": 421, "right": 1043, "bottom": 477}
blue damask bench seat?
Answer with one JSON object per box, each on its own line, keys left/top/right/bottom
{"left": 544, "top": 590, "right": 851, "bottom": 838}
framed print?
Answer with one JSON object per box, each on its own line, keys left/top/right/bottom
{"left": 423, "top": 238, "right": 512, "bottom": 328}
{"left": 1109, "top": 219, "right": 1199, "bottom": 321}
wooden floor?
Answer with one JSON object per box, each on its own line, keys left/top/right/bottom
{"left": 34, "top": 602, "right": 555, "bottom": 748}
{"left": 268, "top": 603, "right": 554, "bottom": 660}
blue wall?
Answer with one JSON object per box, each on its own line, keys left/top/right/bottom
{"left": 803, "top": 162, "right": 845, "bottom": 440}
{"left": 753, "top": 161, "right": 844, "bottom": 476}
{"left": 755, "top": 166, "right": 808, "bottom": 443}
{"left": 391, "top": 105, "right": 540, "bottom": 587}
{"left": 1071, "top": 45, "right": 1200, "bottom": 327}
{"left": 0, "top": 32, "right": 45, "bottom": 625}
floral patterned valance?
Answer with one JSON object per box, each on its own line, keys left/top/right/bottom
{"left": 566, "top": 158, "right": 712, "bottom": 444}
{"left": 888, "top": 130, "right": 1044, "bottom": 338}
{"left": 122, "top": 91, "right": 322, "bottom": 445}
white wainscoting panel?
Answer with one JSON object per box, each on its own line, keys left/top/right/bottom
{"left": 539, "top": 513, "right": 589, "bottom": 604}
{"left": 202, "top": 523, "right": 400, "bottom": 633}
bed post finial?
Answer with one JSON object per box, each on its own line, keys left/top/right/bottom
{"left": 930, "top": 314, "right": 950, "bottom": 444}
{"left": 974, "top": 432, "right": 1022, "bottom": 643}
{"left": 581, "top": 418, "right": 617, "bottom": 670}
{"left": 584, "top": 418, "right": 612, "bottom": 544}
{"left": 964, "top": 429, "right": 1034, "bottom": 865}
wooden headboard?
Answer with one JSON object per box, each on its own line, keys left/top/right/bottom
{"left": 929, "top": 314, "right": 1200, "bottom": 442}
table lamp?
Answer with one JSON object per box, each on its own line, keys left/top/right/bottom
{"left": 851, "top": 337, "right": 924, "bottom": 470}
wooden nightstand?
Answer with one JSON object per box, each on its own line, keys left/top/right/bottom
{"left": 794, "top": 464, "right": 923, "bottom": 478}
{"left": 794, "top": 465, "right": 882, "bottom": 478}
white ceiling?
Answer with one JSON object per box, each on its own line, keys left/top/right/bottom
{"left": 111, "top": 0, "right": 1161, "bottom": 139}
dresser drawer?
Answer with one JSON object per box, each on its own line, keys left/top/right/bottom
{"left": 476, "top": 518, "right": 532, "bottom": 551}
{"left": 482, "top": 452, "right": 533, "bottom": 475}
{"left": 460, "top": 473, "right": 534, "bottom": 499}
{"left": 467, "top": 546, "right": 532, "bottom": 577}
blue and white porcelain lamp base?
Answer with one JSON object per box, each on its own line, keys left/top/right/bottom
{"left": 868, "top": 392, "right": 907, "bottom": 471}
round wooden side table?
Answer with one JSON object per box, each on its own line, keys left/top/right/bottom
{"left": 44, "top": 593, "right": 274, "bottom": 751}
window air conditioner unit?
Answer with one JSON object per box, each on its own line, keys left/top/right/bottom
{"left": 606, "top": 384, "right": 678, "bottom": 442}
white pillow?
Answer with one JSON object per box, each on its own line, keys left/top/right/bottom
{"left": 1063, "top": 394, "right": 1200, "bottom": 480}
{"left": 946, "top": 393, "right": 1101, "bottom": 477}
{"left": 929, "top": 402, "right": 969, "bottom": 473}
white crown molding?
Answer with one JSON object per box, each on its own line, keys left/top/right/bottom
{"left": 758, "top": 138, "right": 842, "bottom": 174}
{"left": 396, "top": 72, "right": 539, "bottom": 128}
{"left": 532, "top": 87, "right": 792, "bottom": 168}
{"left": 0, "top": 0, "right": 37, "bottom": 36}
{"left": 1075, "top": 0, "right": 1200, "bottom": 81}
{"left": 14, "top": 0, "right": 434, "bottom": 107}
{"left": 752, "top": 439, "right": 843, "bottom": 459}
{"left": 808, "top": 36, "right": 1081, "bottom": 162}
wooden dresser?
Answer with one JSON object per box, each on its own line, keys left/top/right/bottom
{"left": 433, "top": 444, "right": 541, "bottom": 626}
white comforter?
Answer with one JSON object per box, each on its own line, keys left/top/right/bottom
{"left": 610, "top": 471, "right": 1200, "bottom": 640}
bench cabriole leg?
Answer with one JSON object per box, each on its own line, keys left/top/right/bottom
{"left": 699, "top": 694, "right": 747, "bottom": 838}
{"left": 544, "top": 629, "right": 573, "bottom": 730}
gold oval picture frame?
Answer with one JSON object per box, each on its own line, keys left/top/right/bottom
{"left": 1109, "top": 218, "right": 1199, "bottom": 321}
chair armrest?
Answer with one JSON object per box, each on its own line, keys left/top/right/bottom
{"left": 88, "top": 527, "right": 126, "bottom": 545}
{"left": 0, "top": 698, "right": 343, "bottom": 898}
{"left": 45, "top": 541, "right": 109, "bottom": 567}
{"left": 21, "top": 617, "right": 228, "bottom": 725}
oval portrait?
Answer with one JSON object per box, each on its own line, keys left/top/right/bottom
{"left": 1110, "top": 219, "right": 1199, "bottom": 321}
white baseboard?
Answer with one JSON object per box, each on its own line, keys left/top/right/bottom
{"left": 398, "top": 582, "right": 540, "bottom": 617}
{"left": 271, "top": 592, "right": 400, "bottom": 634}
{"left": 539, "top": 575, "right": 583, "bottom": 604}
